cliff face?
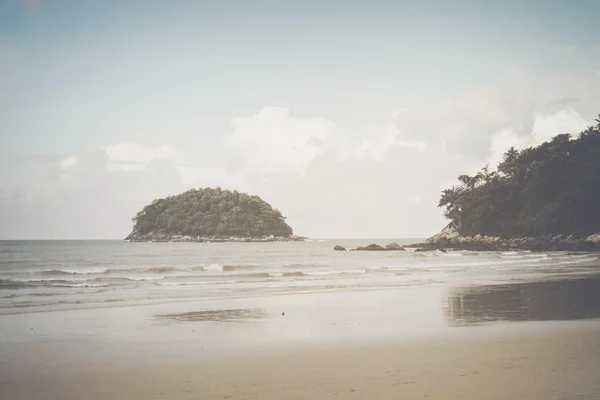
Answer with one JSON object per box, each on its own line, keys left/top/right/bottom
{"left": 126, "top": 188, "right": 300, "bottom": 242}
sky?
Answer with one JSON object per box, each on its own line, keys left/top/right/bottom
{"left": 1, "top": 0, "right": 600, "bottom": 239}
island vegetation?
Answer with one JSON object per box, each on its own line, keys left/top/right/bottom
{"left": 126, "top": 188, "right": 300, "bottom": 242}
{"left": 400, "top": 116, "right": 600, "bottom": 252}
{"left": 438, "top": 116, "right": 600, "bottom": 239}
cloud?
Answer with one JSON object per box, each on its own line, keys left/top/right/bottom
{"left": 224, "top": 107, "right": 347, "bottom": 175}
{"left": 531, "top": 108, "right": 590, "bottom": 143}
{"left": 486, "top": 108, "right": 591, "bottom": 170}
{"left": 357, "top": 124, "right": 427, "bottom": 163}
{"left": 104, "top": 143, "right": 182, "bottom": 171}
{"left": 0, "top": 144, "right": 187, "bottom": 239}
{"left": 224, "top": 107, "right": 428, "bottom": 174}
{"left": 2, "top": 70, "right": 599, "bottom": 239}
{"left": 59, "top": 156, "right": 77, "bottom": 170}
{"left": 390, "top": 70, "right": 600, "bottom": 179}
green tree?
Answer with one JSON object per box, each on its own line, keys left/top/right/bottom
{"left": 438, "top": 118, "right": 600, "bottom": 238}
{"left": 128, "top": 188, "right": 294, "bottom": 239}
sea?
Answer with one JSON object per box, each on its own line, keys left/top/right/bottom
{"left": 2, "top": 239, "right": 600, "bottom": 316}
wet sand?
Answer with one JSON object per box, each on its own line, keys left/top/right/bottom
{"left": 3, "top": 279, "right": 600, "bottom": 399}
{"left": 2, "top": 322, "right": 600, "bottom": 400}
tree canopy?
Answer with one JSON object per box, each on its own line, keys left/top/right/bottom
{"left": 129, "top": 188, "right": 293, "bottom": 238}
{"left": 438, "top": 116, "right": 600, "bottom": 239}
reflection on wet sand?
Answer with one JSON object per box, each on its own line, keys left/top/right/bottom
{"left": 445, "top": 278, "right": 600, "bottom": 326}
{"left": 156, "top": 308, "right": 267, "bottom": 322}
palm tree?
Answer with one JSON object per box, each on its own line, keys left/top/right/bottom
{"left": 498, "top": 147, "right": 519, "bottom": 176}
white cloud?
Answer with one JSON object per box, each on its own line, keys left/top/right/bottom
{"left": 59, "top": 156, "right": 77, "bottom": 170}
{"left": 358, "top": 124, "right": 427, "bottom": 163}
{"left": 0, "top": 145, "right": 188, "bottom": 239}
{"left": 224, "top": 107, "right": 347, "bottom": 175}
{"left": 224, "top": 107, "right": 428, "bottom": 173}
{"left": 486, "top": 108, "right": 591, "bottom": 171}
{"left": 103, "top": 143, "right": 181, "bottom": 170}
{"left": 103, "top": 143, "right": 182, "bottom": 172}
{"left": 531, "top": 108, "right": 590, "bottom": 143}
{"left": 2, "top": 71, "right": 600, "bottom": 239}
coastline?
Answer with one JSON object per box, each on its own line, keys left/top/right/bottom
{"left": 404, "top": 224, "right": 600, "bottom": 252}
{"left": 4, "top": 241, "right": 600, "bottom": 399}
{"left": 404, "top": 237, "right": 600, "bottom": 252}
{"left": 125, "top": 233, "right": 308, "bottom": 243}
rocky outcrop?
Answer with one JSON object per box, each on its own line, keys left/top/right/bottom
{"left": 385, "top": 242, "right": 405, "bottom": 250}
{"left": 333, "top": 245, "right": 347, "bottom": 251}
{"left": 353, "top": 244, "right": 386, "bottom": 251}
{"left": 349, "top": 243, "right": 406, "bottom": 251}
{"left": 406, "top": 228, "right": 600, "bottom": 252}
{"left": 586, "top": 233, "right": 600, "bottom": 244}
{"left": 425, "top": 222, "right": 459, "bottom": 244}
{"left": 125, "top": 232, "right": 307, "bottom": 243}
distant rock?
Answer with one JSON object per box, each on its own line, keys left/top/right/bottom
{"left": 348, "top": 242, "right": 407, "bottom": 251}
{"left": 586, "top": 233, "right": 600, "bottom": 244}
{"left": 354, "top": 244, "right": 386, "bottom": 251}
{"left": 384, "top": 242, "right": 405, "bottom": 250}
{"left": 334, "top": 245, "right": 347, "bottom": 251}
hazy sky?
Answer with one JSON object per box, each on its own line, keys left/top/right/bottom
{"left": 1, "top": 0, "right": 600, "bottom": 239}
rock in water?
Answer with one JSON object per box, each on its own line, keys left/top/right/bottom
{"left": 333, "top": 245, "right": 347, "bottom": 251}
{"left": 414, "top": 248, "right": 431, "bottom": 252}
{"left": 355, "top": 244, "right": 385, "bottom": 251}
{"left": 384, "top": 242, "right": 404, "bottom": 250}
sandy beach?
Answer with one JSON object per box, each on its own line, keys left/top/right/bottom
{"left": 2, "top": 320, "right": 600, "bottom": 400}
{"left": 2, "top": 241, "right": 600, "bottom": 399}
{"left": 2, "top": 281, "right": 600, "bottom": 400}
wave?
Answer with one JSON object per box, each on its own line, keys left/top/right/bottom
{"left": 558, "top": 257, "right": 599, "bottom": 265}
{"left": 304, "top": 269, "right": 366, "bottom": 276}
{"left": 282, "top": 271, "right": 307, "bottom": 277}
{"left": 0, "top": 279, "right": 38, "bottom": 289}
{"left": 228, "top": 272, "right": 271, "bottom": 279}
{"left": 35, "top": 264, "right": 263, "bottom": 277}
{"left": 155, "top": 280, "right": 242, "bottom": 286}
{"left": 41, "top": 266, "right": 179, "bottom": 276}
{"left": 0, "top": 275, "right": 164, "bottom": 289}
{"left": 40, "top": 268, "right": 107, "bottom": 276}
{"left": 199, "top": 264, "right": 260, "bottom": 272}
{"left": 51, "top": 282, "right": 114, "bottom": 288}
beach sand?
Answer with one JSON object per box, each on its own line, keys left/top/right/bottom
{"left": 2, "top": 323, "right": 600, "bottom": 399}
{"left": 3, "top": 281, "right": 600, "bottom": 399}
{"left": 0, "top": 281, "right": 600, "bottom": 400}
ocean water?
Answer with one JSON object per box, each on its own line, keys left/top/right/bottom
{"left": 2, "top": 239, "right": 600, "bottom": 315}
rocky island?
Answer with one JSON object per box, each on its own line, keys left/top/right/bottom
{"left": 126, "top": 187, "right": 305, "bottom": 242}
{"left": 408, "top": 116, "right": 600, "bottom": 252}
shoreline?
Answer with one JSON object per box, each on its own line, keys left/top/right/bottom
{"left": 125, "top": 234, "right": 308, "bottom": 243}
{"left": 404, "top": 236, "right": 600, "bottom": 252}
{"left": 403, "top": 225, "right": 600, "bottom": 252}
